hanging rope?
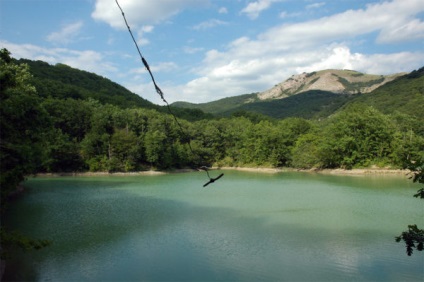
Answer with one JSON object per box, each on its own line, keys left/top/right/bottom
{"left": 115, "top": 0, "right": 223, "bottom": 187}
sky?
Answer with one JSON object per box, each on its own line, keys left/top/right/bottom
{"left": 1, "top": 0, "right": 423, "bottom": 104}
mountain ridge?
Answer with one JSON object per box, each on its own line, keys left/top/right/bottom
{"left": 16, "top": 57, "right": 421, "bottom": 122}
{"left": 172, "top": 69, "right": 410, "bottom": 117}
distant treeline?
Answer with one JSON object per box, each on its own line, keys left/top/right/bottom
{"left": 39, "top": 98, "right": 424, "bottom": 172}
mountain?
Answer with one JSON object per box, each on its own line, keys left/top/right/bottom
{"left": 258, "top": 69, "right": 404, "bottom": 100}
{"left": 172, "top": 69, "right": 409, "bottom": 119}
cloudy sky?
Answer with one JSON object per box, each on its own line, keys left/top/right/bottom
{"left": 1, "top": 0, "right": 423, "bottom": 104}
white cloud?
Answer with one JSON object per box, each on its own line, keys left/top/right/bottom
{"left": 377, "top": 18, "right": 424, "bottom": 43}
{"left": 253, "top": 0, "right": 424, "bottom": 47}
{"left": 279, "top": 10, "right": 302, "bottom": 19}
{"left": 297, "top": 45, "right": 424, "bottom": 75}
{"left": 46, "top": 21, "right": 84, "bottom": 45}
{"left": 141, "top": 25, "right": 154, "bottom": 33}
{"left": 183, "top": 46, "right": 204, "bottom": 54}
{"left": 0, "top": 40, "right": 117, "bottom": 77}
{"left": 192, "top": 19, "right": 228, "bottom": 30}
{"left": 218, "top": 7, "right": 228, "bottom": 14}
{"left": 137, "top": 25, "right": 154, "bottom": 46}
{"left": 240, "top": 0, "right": 275, "bottom": 19}
{"left": 92, "top": 0, "right": 209, "bottom": 28}
{"left": 306, "top": 2, "right": 325, "bottom": 10}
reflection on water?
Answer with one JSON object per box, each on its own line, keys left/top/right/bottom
{"left": 3, "top": 171, "right": 423, "bottom": 281}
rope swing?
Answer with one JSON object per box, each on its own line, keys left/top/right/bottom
{"left": 115, "top": 0, "right": 224, "bottom": 187}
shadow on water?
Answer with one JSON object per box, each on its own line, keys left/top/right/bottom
{"left": 3, "top": 177, "right": 244, "bottom": 281}
{"left": 2, "top": 172, "right": 422, "bottom": 281}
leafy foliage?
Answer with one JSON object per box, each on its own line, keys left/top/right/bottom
{"left": 319, "top": 104, "right": 396, "bottom": 168}
{"left": 395, "top": 131, "right": 424, "bottom": 256}
{"left": 0, "top": 48, "right": 53, "bottom": 258}
{"left": 396, "top": 225, "right": 424, "bottom": 256}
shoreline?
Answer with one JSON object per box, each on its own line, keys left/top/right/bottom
{"left": 34, "top": 167, "right": 411, "bottom": 177}
{"left": 219, "top": 167, "right": 410, "bottom": 176}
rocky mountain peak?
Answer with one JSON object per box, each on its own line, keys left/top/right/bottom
{"left": 258, "top": 69, "right": 405, "bottom": 100}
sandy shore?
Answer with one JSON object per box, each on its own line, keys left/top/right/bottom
{"left": 310, "top": 168, "right": 410, "bottom": 175}
{"left": 35, "top": 167, "right": 411, "bottom": 177}
{"left": 35, "top": 170, "right": 168, "bottom": 177}
{"left": 218, "top": 166, "right": 291, "bottom": 173}
{"left": 218, "top": 166, "right": 410, "bottom": 176}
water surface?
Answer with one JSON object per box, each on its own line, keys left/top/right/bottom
{"left": 4, "top": 171, "right": 423, "bottom": 281}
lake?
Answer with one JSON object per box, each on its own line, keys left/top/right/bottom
{"left": 3, "top": 170, "right": 423, "bottom": 281}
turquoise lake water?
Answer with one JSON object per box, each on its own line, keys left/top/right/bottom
{"left": 3, "top": 170, "right": 424, "bottom": 281}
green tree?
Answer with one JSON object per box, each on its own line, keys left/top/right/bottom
{"left": 42, "top": 128, "right": 86, "bottom": 172}
{"left": 79, "top": 102, "right": 118, "bottom": 171}
{"left": 318, "top": 105, "right": 396, "bottom": 168}
{"left": 390, "top": 112, "right": 424, "bottom": 168}
{"left": 109, "top": 128, "right": 140, "bottom": 171}
{"left": 291, "top": 132, "right": 322, "bottom": 168}
{"left": 144, "top": 130, "right": 168, "bottom": 168}
{"left": 0, "top": 48, "right": 51, "bottom": 258}
{"left": 276, "top": 118, "right": 313, "bottom": 167}
{"left": 39, "top": 98, "right": 93, "bottom": 172}
{"left": 396, "top": 159, "right": 424, "bottom": 256}
{"left": 219, "top": 117, "right": 253, "bottom": 166}
{"left": 0, "top": 48, "right": 50, "bottom": 212}
{"left": 192, "top": 119, "right": 226, "bottom": 165}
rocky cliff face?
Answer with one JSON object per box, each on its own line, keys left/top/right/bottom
{"left": 258, "top": 69, "right": 405, "bottom": 100}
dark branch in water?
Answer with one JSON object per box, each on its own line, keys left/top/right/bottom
{"left": 200, "top": 166, "right": 224, "bottom": 187}
{"left": 203, "top": 173, "right": 224, "bottom": 187}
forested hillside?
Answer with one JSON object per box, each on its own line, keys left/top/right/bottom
{"left": 19, "top": 59, "right": 157, "bottom": 109}
{"left": 349, "top": 67, "right": 424, "bottom": 121}
{"left": 19, "top": 59, "right": 212, "bottom": 122}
